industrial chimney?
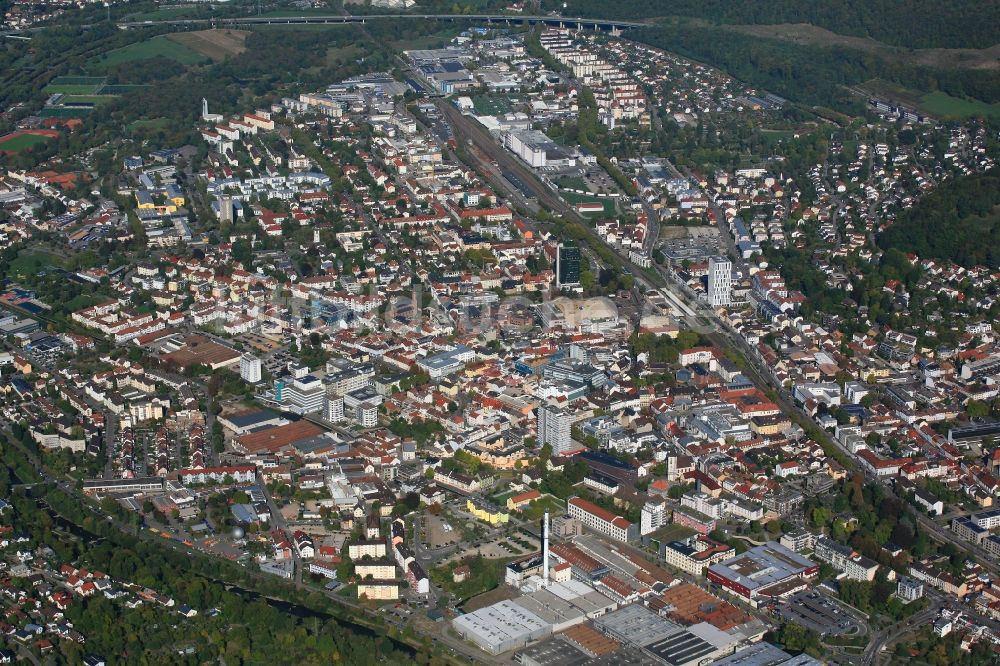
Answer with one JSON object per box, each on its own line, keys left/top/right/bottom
{"left": 543, "top": 511, "right": 550, "bottom": 587}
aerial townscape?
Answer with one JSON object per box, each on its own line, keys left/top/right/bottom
{"left": 0, "top": 0, "right": 999, "bottom": 664}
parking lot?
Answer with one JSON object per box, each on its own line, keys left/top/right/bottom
{"left": 777, "top": 591, "right": 865, "bottom": 638}
{"left": 424, "top": 513, "right": 460, "bottom": 549}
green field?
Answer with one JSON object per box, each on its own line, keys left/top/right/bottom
{"left": 919, "top": 91, "right": 1000, "bottom": 119}
{"left": 520, "top": 495, "right": 566, "bottom": 521}
{"left": 471, "top": 95, "right": 513, "bottom": 116}
{"left": 560, "top": 190, "right": 616, "bottom": 216}
{"left": 760, "top": 129, "right": 798, "bottom": 145}
{"left": 95, "top": 35, "right": 208, "bottom": 67}
{"left": 0, "top": 134, "right": 54, "bottom": 152}
{"left": 391, "top": 32, "right": 457, "bottom": 51}
{"left": 555, "top": 175, "right": 590, "bottom": 191}
{"left": 861, "top": 78, "right": 1000, "bottom": 120}
{"left": 62, "top": 95, "right": 116, "bottom": 105}
{"left": 45, "top": 84, "right": 101, "bottom": 95}
{"left": 50, "top": 76, "right": 105, "bottom": 86}
{"left": 39, "top": 108, "right": 90, "bottom": 118}
{"left": 9, "top": 249, "right": 65, "bottom": 276}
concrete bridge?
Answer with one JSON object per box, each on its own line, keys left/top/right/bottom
{"left": 117, "top": 13, "right": 645, "bottom": 33}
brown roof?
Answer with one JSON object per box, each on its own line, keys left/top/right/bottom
{"left": 161, "top": 334, "right": 240, "bottom": 369}
{"left": 560, "top": 624, "right": 620, "bottom": 657}
{"left": 659, "top": 583, "right": 750, "bottom": 630}
{"left": 236, "top": 421, "right": 324, "bottom": 454}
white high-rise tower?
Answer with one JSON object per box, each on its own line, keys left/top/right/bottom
{"left": 708, "top": 256, "right": 733, "bottom": 307}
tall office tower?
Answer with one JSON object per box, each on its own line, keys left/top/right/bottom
{"left": 708, "top": 255, "right": 733, "bottom": 307}
{"left": 538, "top": 403, "right": 573, "bottom": 454}
{"left": 240, "top": 353, "right": 262, "bottom": 384}
{"left": 556, "top": 243, "right": 581, "bottom": 288}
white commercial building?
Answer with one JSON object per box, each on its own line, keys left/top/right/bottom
{"left": 567, "top": 496, "right": 634, "bottom": 543}
{"left": 708, "top": 256, "right": 732, "bottom": 307}
{"left": 538, "top": 403, "right": 574, "bottom": 455}
{"left": 240, "top": 353, "right": 262, "bottom": 384}
{"left": 640, "top": 501, "right": 668, "bottom": 536}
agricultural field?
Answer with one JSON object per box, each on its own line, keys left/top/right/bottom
{"left": 166, "top": 30, "right": 248, "bottom": 62}
{"left": 94, "top": 35, "right": 208, "bottom": 68}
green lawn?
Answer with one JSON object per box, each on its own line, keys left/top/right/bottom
{"left": 760, "top": 129, "right": 798, "bottom": 145}
{"left": 520, "top": 495, "right": 566, "bottom": 522}
{"left": 0, "top": 134, "right": 53, "bottom": 152}
{"left": 9, "top": 249, "right": 65, "bottom": 276}
{"left": 94, "top": 35, "right": 208, "bottom": 67}
{"left": 919, "top": 91, "right": 1000, "bottom": 119}
{"left": 490, "top": 490, "right": 516, "bottom": 504}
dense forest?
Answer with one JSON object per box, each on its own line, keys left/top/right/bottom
{"left": 547, "top": 0, "right": 1000, "bottom": 49}
{"left": 878, "top": 169, "right": 1000, "bottom": 268}
{"left": 625, "top": 22, "right": 1000, "bottom": 114}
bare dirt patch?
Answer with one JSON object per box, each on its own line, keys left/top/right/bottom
{"left": 727, "top": 23, "right": 1000, "bottom": 71}
{"left": 166, "top": 29, "right": 249, "bottom": 62}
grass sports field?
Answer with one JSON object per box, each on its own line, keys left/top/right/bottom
{"left": 44, "top": 83, "right": 101, "bottom": 95}
{"left": 560, "top": 190, "right": 616, "bottom": 216}
{"left": 0, "top": 131, "right": 57, "bottom": 153}
{"left": 62, "top": 95, "right": 115, "bottom": 105}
